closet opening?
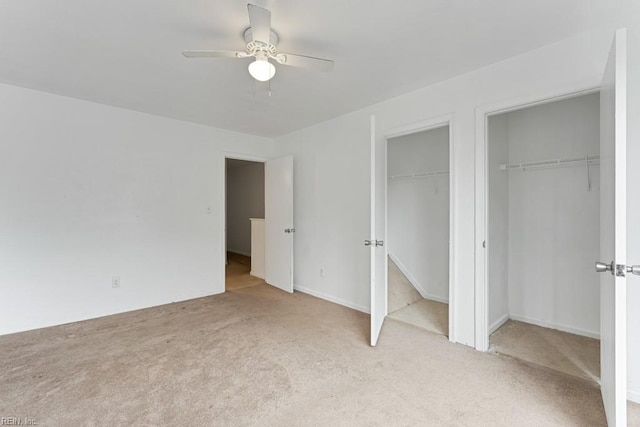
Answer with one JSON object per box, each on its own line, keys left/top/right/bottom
{"left": 486, "top": 91, "right": 600, "bottom": 381}
{"left": 225, "top": 158, "right": 266, "bottom": 291}
{"left": 386, "top": 124, "right": 451, "bottom": 337}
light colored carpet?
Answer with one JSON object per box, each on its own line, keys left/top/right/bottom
{"left": 490, "top": 320, "right": 600, "bottom": 383}
{"left": 387, "top": 257, "right": 422, "bottom": 313}
{"left": 387, "top": 257, "right": 448, "bottom": 336}
{"left": 388, "top": 299, "right": 449, "bottom": 337}
{"left": 1, "top": 284, "right": 639, "bottom": 426}
{"left": 225, "top": 252, "right": 264, "bottom": 291}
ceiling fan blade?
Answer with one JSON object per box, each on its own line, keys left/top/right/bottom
{"left": 247, "top": 4, "right": 271, "bottom": 45}
{"left": 182, "top": 50, "right": 249, "bottom": 59}
{"left": 275, "top": 53, "right": 334, "bottom": 72}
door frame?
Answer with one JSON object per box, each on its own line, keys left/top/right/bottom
{"left": 473, "top": 86, "right": 600, "bottom": 351}
{"left": 383, "top": 113, "right": 456, "bottom": 341}
{"left": 220, "top": 151, "right": 269, "bottom": 293}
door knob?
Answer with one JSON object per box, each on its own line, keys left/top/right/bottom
{"left": 595, "top": 261, "right": 614, "bottom": 274}
{"left": 364, "top": 240, "right": 373, "bottom": 246}
{"left": 627, "top": 265, "right": 640, "bottom": 276}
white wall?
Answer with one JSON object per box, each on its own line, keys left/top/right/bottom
{"left": 387, "top": 127, "right": 449, "bottom": 303}
{"left": 274, "top": 22, "right": 640, "bottom": 354}
{"left": 226, "top": 161, "right": 265, "bottom": 256}
{"left": 487, "top": 115, "right": 510, "bottom": 332}
{"left": 275, "top": 25, "right": 640, "bottom": 396}
{"left": 507, "top": 94, "right": 601, "bottom": 337}
{"left": 489, "top": 93, "right": 601, "bottom": 338}
{"left": 0, "top": 82, "right": 274, "bottom": 336}
{"left": 275, "top": 114, "right": 372, "bottom": 313}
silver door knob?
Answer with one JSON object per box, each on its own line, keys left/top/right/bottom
{"left": 375, "top": 240, "right": 384, "bottom": 247}
{"left": 284, "top": 228, "right": 295, "bottom": 233}
{"left": 364, "top": 240, "right": 373, "bottom": 246}
{"left": 596, "top": 261, "right": 614, "bottom": 273}
{"left": 627, "top": 265, "right": 640, "bottom": 276}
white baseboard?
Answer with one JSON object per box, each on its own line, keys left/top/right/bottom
{"left": 629, "top": 389, "right": 640, "bottom": 404}
{"left": 388, "top": 252, "right": 449, "bottom": 304}
{"left": 294, "top": 284, "right": 370, "bottom": 314}
{"left": 227, "top": 249, "right": 251, "bottom": 257}
{"left": 249, "top": 271, "right": 264, "bottom": 279}
{"left": 489, "top": 313, "right": 510, "bottom": 334}
{"left": 509, "top": 314, "right": 600, "bottom": 339}
{"left": 0, "top": 288, "right": 222, "bottom": 337}
{"left": 421, "top": 292, "right": 449, "bottom": 305}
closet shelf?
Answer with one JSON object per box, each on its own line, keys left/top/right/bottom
{"left": 388, "top": 171, "right": 450, "bottom": 181}
{"left": 499, "top": 155, "right": 600, "bottom": 171}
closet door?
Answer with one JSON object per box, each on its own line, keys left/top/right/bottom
{"left": 597, "top": 28, "right": 627, "bottom": 427}
{"left": 369, "top": 115, "right": 388, "bottom": 346}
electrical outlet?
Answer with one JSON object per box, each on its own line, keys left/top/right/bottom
{"left": 112, "top": 277, "right": 121, "bottom": 288}
{"left": 320, "top": 268, "right": 325, "bottom": 277}
{"left": 206, "top": 206, "right": 212, "bottom": 214}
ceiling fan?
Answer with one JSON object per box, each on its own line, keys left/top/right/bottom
{"left": 182, "top": 4, "right": 334, "bottom": 82}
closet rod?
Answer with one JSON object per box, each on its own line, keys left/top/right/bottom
{"left": 499, "top": 155, "right": 600, "bottom": 171}
{"left": 388, "top": 171, "right": 449, "bottom": 181}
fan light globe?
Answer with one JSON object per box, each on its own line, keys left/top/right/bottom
{"left": 248, "top": 59, "right": 276, "bottom": 82}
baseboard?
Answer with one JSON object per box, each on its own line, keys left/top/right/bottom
{"left": 227, "top": 249, "right": 251, "bottom": 257}
{"left": 249, "top": 271, "right": 264, "bottom": 279}
{"left": 0, "top": 288, "right": 222, "bottom": 337}
{"left": 509, "top": 314, "right": 600, "bottom": 339}
{"left": 629, "top": 389, "right": 640, "bottom": 404}
{"left": 294, "top": 284, "right": 370, "bottom": 314}
{"left": 489, "top": 313, "right": 510, "bottom": 334}
{"left": 421, "top": 293, "right": 449, "bottom": 305}
{"left": 388, "top": 252, "right": 449, "bottom": 304}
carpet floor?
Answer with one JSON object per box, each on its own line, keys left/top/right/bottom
{"left": 388, "top": 299, "right": 449, "bottom": 337}
{"left": 491, "top": 320, "right": 600, "bottom": 383}
{"left": 225, "top": 252, "right": 265, "bottom": 291}
{"left": 1, "top": 285, "right": 639, "bottom": 426}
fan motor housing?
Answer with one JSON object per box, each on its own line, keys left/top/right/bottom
{"left": 244, "top": 27, "right": 279, "bottom": 52}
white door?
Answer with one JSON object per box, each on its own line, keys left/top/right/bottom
{"left": 597, "top": 28, "right": 627, "bottom": 427}
{"left": 265, "top": 155, "right": 294, "bottom": 293}
{"left": 370, "top": 115, "right": 388, "bottom": 346}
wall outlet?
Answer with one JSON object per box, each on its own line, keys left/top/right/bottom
{"left": 112, "top": 277, "right": 121, "bottom": 288}
{"left": 320, "top": 268, "right": 325, "bottom": 278}
{"left": 206, "top": 206, "right": 212, "bottom": 214}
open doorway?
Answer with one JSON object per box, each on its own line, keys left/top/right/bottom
{"left": 225, "top": 158, "right": 266, "bottom": 291}
{"left": 386, "top": 125, "right": 451, "bottom": 337}
{"left": 485, "top": 92, "right": 601, "bottom": 381}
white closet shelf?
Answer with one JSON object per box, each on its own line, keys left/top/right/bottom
{"left": 388, "top": 171, "right": 449, "bottom": 181}
{"left": 499, "top": 155, "right": 600, "bottom": 171}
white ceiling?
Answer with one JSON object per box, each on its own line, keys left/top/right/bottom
{"left": 0, "top": 0, "right": 632, "bottom": 137}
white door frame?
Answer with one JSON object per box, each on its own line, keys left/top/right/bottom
{"left": 220, "top": 151, "right": 269, "bottom": 293}
{"left": 473, "top": 86, "right": 600, "bottom": 351}
{"left": 384, "top": 113, "right": 456, "bottom": 341}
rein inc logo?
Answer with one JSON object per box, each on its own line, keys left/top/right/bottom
{"left": 1, "top": 418, "right": 37, "bottom": 426}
